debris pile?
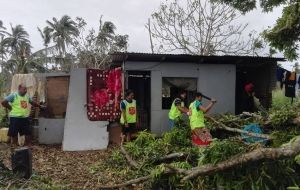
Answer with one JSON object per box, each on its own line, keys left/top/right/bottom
{"left": 98, "top": 103, "right": 300, "bottom": 190}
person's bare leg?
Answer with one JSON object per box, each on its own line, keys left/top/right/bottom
{"left": 11, "top": 137, "right": 18, "bottom": 146}
{"left": 126, "top": 134, "right": 130, "bottom": 142}
{"left": 121, "top": 134, "right": 125, "bottom": 145}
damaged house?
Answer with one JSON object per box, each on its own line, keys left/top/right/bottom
{"left": 5, "top": 52, "right": 284, "bottom": 151}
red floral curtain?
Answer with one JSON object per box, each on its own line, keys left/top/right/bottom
{"left": 87, "top": 68, "right": 122, "bottom": 121}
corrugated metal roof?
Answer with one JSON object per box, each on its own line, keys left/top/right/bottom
{"left": 110, "top": 52, "right": 285, "bottom": 65}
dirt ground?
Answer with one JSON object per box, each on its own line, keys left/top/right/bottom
{"left": 0, "top": 143, "right": 116, "bottom": 189}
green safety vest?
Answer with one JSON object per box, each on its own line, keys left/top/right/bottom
{"left": 120, "top": 100, "right": 137, "bottom": 124}
{"left": 9, "top": 93, "right": 31, "bottom": 118}
{"left": 169, "top": 98, "right": 184, "bottom": 120}
{"left": 189, "top": 100, "right": 205, "bottom": 130}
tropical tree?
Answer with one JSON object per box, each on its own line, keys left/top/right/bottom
{"left": 148, "top": 0, "right": 264, "bottom": 55}
{"left": 0, "top": 20, "right": 8, "bottom": 71}
{"left": 1, "top": 24, "right": 31, "bottom": 58}
{"left": 212, "top": 0, "right": 300, "bottom": 60}
{"left": 38, "top": 26, "right": 52, "bottom": 49}
{"left": 72, "top": 17, "right": 128, "bottom": 69}
{"left": 0, "top": 24, "right": 33, "bottom": 74}
{"left": 45, "top": 15, "right": 79, "bottom": 56}
{"left": 0, "top": 24, "right": 48, "bottom": 74}
{"left": 37, "top": 15, "right": 79, "bottom": 71}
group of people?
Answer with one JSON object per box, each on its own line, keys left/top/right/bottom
{"left": 2, "top": 83, "right": 256, "bottom": 147}
{"left": 168, "top": 91, "right": 217, "bottom": 146}
{"left": 120, "top": 89, "right": 217, "bottom": 146}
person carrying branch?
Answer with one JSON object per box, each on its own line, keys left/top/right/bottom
{"left": 168, "top": 90, "right": 190, "bottom": 129}
{"left": 1, "top": 83, "right": 44, "bottom": 146}
{"left": 189, "top": 92, "right": 216, "bottom": 147}
{"left": 120, "top": 89, "right": 137, "bottom": 144}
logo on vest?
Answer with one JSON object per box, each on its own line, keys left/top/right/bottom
{"left": 128, "top": 107, "right": 136, "bottom": 115}
{"left": 20, "top": 101, "right": 28, "bottom": 109}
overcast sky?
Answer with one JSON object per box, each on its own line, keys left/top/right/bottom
{"left": 0, "top": 0, "right": 286, "bottom": 58}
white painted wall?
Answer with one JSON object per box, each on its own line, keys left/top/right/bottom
{"left": 38, "top": 118, "right": 64, "bottom": 144}
{"left": 62, "top": 68, "right": 109, "bottom": 151}
{"left": 125, "top": 61, "right": 236, "bottom": 136}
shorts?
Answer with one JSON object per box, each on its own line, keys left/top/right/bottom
{"left": 169, "top": 119, "right": 175, "bottom": 129}
{"left": 8, "top": 117, "right": 31, "bottom": 137}
{"left": 121, "top": 123, "right": 136, "bottom": 134}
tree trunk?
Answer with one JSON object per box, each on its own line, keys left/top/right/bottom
{"left": 100, "top": 136, "right": 300, "bottom": 188}
{"left": 182, "top": 136, "right": 300, "bottom": 181}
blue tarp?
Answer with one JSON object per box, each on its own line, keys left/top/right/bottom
{"left": 241, "top": 124, "right": 268, "bottom": 144}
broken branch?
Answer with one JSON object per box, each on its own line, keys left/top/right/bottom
{"left": 182, "top": 137, "right": 300, "bottom": 181}
{"left": 154, "top": 152, "right": 188, "bottom": 163}
{"left": 99, "top": 175, "right": 151, "bottom": 189}
{"left": 120, "top": 146, "right": 138, "bottom": 169}
{"left": 206, "top": 115, "right": 271, "bottom": 139}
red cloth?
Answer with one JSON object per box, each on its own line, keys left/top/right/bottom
{"left": 192, "top": 135, "right": 211, "bottom": 146}
{"left": 191, "top": 129, "right": 212, "bottom": 147}
{"left": 87, "top": 68, "right": 122, "bottom": 121}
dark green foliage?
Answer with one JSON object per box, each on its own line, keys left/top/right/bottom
{"left": 98, "top": 118, "right": 300, "bottom": 189}
{"left": 212, "top": 0, "right": 300, "bottom": 60}
{"left": 199, "top": 139, "right": 249, "bottom": 165}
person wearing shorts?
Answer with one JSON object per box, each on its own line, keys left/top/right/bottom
{"left": 120, "top": 89, "right": 137, "bottom": 144}
{"left": 1, "top": 84, "right": 42, "bottom": 146}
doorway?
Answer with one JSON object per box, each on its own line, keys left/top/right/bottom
{"left": 127, "top": 71, "right": 151, "bottom": 131}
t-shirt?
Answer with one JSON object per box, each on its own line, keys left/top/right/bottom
{"left": 5, "top": 93, "right": 33, "bottom": 104}
{"left": 120, "top": 99, "right": 133, "bottom": 110}
{"left": 194, "top": 100, "right": 202, "bottom": 111}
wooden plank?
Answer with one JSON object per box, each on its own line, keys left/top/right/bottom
{"left": 46, "top": 76, "right": 70, "bottom": 118}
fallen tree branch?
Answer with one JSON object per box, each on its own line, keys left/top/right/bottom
{"left": 120, "top": 146, "right": 138, "bottom": 169}
{"left": 99, "top": 169, "right": 183, "bottom": 189}
{"left": 100, "top": 137, "right": 300, "bottom": 188}
{"left": 99, "top": 175, "right": 151, "bottom": 189}
{"left": 206, "top": 115, "right": 271, "bottom": 139}
{"left": 182, "top": 136, "right": 300, "bottom": 181}
{"left": 154, "top": 152, "right": 188, "bottom": 163}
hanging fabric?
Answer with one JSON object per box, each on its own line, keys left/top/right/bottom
{"left": 285, "top": 71, "right": 296, "bottom": 98}
{"left": 86, "top": 68, "right": 122, "bottom": 121}
{"left": 11, "top": 74, "right": 37, "bottom": 97}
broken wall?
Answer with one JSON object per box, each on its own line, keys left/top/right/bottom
{"left": 62, "top": 68, "right": 108, "bottom": 151}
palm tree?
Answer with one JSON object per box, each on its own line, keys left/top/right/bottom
{"left": 0, "top": 20, "right": 9, "bottom": 72}
{"left": 1, "top": 24, "right": 31, "bottom": 58}
{"left": 45, "top": 15, "right": 79, "bottom": 56}
{"left": 38, "top": 26, "right": 52, "bottom": 49}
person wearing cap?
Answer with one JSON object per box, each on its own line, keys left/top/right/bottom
{"left": 1, "top": 84, "right": 43, "bottom": 146}
{"left": 241, "top": 83, "right": 255, "bottom": 113}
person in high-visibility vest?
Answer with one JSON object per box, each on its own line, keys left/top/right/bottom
{"left": 189, "top": 92, "right": 216, "bottom": 147}
{"left": 1, "top": 84, "right": 44, "bottom": 146}
{"left": 168, "top": 91, "right": 189, "bottom": 128}
{"left": 120, "top": 89, "right": 137, "bottom": 144}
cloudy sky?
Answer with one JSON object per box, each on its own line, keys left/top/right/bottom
{"left": 0, "top": 0, "right": 284, "bottom": 55}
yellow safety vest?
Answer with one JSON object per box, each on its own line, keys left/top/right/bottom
{"left": 169, "top": 98, "right": 184, "bottom": 120}
{"left": 120, "top": 100, "right": 137, "bottom": 124}
{"left": 9, "top": 93, "right": 31, "bottom": 118}
{"left": 189, "top": 100, "right": 205, "bottom": 130}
